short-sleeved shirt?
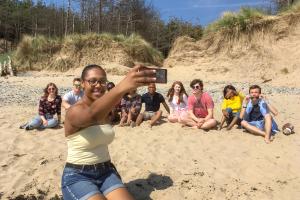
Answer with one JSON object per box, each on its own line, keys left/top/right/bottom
{"left": 38, "top": 95, "right": 62, "bottom": 117}
{"left": 188, "top": 92, "right": 214, "bottom": 118}
{"left": 142, "top": 92, "right": 165, "bottom": 112}
{"left": 121, "top": 94, "right": 142, "bottom": 113}
{"left": 63, "top": 90, "right": 84, "bottom": 106}
{"left": 244, "top": 99, "right": 268, "bottom": 122}
{"left": 221, "top": 92, "right": 244, "bottom": 113}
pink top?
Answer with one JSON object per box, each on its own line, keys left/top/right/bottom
{"left": 188, "top": 92, "right": 214, "bottom": 118}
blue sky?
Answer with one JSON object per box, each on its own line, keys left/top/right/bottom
{"left": 149, "top": 0, "right": 271, "bottom": 25}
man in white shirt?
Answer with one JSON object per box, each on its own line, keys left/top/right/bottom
{"left": 62, "top": 78, "right": 84, "bottom": 110}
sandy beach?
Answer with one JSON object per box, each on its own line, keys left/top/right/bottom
{"left": 0, "top": 67, "right": 299, "bottom": 200}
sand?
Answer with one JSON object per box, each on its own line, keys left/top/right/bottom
{"left": 0, "top": 68, "right": 299, "bottom": 200}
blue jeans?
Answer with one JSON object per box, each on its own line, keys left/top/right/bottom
{"left": 26, "top": 114, "right": 58, "bottom": 130}
{"left": 61, "top": 162, "right": 125, "bottom": 200}
{"left": 225, "top": 108, "right": 240, "bottom": 125}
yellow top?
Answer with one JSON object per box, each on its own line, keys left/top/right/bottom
{"left": 221, "top": 92, "right": 244, "bottom": 113}
{"left": 66, "top": 124, "right": 114, "bottom": 165}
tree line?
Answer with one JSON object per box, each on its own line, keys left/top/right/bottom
{"left": 0, "top": 0, "right": 203, "bottom": 56}
{"left": 0, "top": 0, "right": 296, "bottom": 56}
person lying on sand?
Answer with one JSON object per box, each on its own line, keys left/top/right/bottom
{"left": 185, "top": 79, "right": 217, "bottom": 130}
{"left": 240, "top": 85, "right": 279, "bottom": 144}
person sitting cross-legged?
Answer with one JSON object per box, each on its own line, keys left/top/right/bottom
{"left": 219, "top": 85, "right": 244, "bottom": 131}
{"left": 240, "top": 85, "right": 279, "bottom": 144}
{"left": 119, "top": 89, "right": 142, "bottom": 127}
{"left": 185, "top": 79, "right": 217, "bottom": 130}
{"left": 136, "top": 83, "right": 170, "bottom": 128}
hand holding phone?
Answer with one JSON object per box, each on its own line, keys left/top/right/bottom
{"left": 151, "top": 68, "right": 167, "bottom": 84}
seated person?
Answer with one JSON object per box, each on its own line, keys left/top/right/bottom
{"left": 119, "top": 89, "right": 142, "bottom": 127}
{"left": 240, "top": 85, "right": 279, "bottom": 144}
{"left": 166, "top": 81, "right": 188, "bottom": 124}
{"left": 219, "top": 85, "right": 244, "bottom": 130}
{"left": 136, "top": 83, "right": 170, "bottom": 127}
{"left": 62, "top": 78, "right": 84, "bottom": 110}
{"left": 20, "top": 83, "right": 61, "bottom": 130}
{"left": 185, "top": 79, "right": 217, "bottom": 130}
{"left": 107, "top": 82, "right": 121, "bottom": 123}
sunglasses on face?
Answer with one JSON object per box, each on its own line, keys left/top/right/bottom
{"left": 85, "top": 78, "right": 107, "bottom": 87}
{"left": 193, "top": 85, "right": 201, "bottom": 90}
{"left": 74, "top": 84, "right": 81, "bottom": 88}
{"left": 48, "top": 87, "right": 56, "bottom": 91}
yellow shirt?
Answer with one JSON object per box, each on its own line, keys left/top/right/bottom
{"left": 221, "top": 92, "right": 244, "bottom": 113}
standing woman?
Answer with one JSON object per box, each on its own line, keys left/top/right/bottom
{"left": 61, "top": 64, "right": 155, "bottom": 200}
{"left": 166, "top": 81, "right": 188, "bottom": 124}
{"left": 21, "top": 82, "right": 61, "bottom": 130}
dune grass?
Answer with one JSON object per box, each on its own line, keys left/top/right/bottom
{"left": 14, "top": 33, "right": 163, "bottom": 71}
{"left": 205, "top": 7, "right": 266, "bottom": 34}
{"left": 0, "top": 52, "right": 12, "bottom": 63}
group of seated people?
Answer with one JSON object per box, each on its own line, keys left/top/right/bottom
{"left": 20, "top": 77, "right": 280, "bottom": 143}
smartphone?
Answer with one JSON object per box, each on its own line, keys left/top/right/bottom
{"left": 154, "top": 68, "right": 167, "bottom": 83}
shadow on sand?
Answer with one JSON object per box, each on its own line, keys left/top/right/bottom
{"left": 126, "top": 173, "right": 173, "bottom": 200}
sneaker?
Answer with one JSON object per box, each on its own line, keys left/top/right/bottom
{"left": 25, "top": 125, "right": 33, "bottom": 131}
{"left": 19, "top": 123, "right": 28, "bottom": 129}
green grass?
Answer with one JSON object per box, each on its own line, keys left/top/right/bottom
{"left": 0, "top": 52, "right": 12, "bottom": 63}
{"left": 14, "top": 33, "right": 163, "bottom": 71}
{"left": 205, "top": 7, "right": 266, "bottom": 34}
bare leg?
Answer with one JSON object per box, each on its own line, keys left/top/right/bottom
{"left": 136, "top": 113, "right": 144, "bottom": 126}
{"left": 88, "top": 193, "right": 106, "bottom": 200}
{"left": 218, "top": 115, "right": 226, "bottom": 130}
{"left": 227, "top": 117, "right": 239, "bottom": 130}
{"left": 119, "top": 113, "right": 127, "bottom": 126}
{"left": 168, "top": 115, "right": 178, "bottom": 123}
{"left": 150, "top": 110, "right": 162, "bottom": 127}
{"left": 241, "top": 120, "right": 265, "bottom": 137}
{"left": 105, "top": 187, "right": 134, "bottom": 200}
{"left": 200, "top": 119, "right": 217, "bottom": 130}
{"left": 127, "top": 111, "right": 133, "bottom": 125}
{"left": 264, "top": 114, "right": 272, "bottom": 144}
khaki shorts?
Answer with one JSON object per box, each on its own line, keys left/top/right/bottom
{"left": 143, "top": 111, "right": 156, "bottom": 120}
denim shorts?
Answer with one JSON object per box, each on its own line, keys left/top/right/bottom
{"left": 61, "top": 162, "right": 125, "bottom": 200}
{"left": 248, "top": 119, "right": 279, "bottom": 134}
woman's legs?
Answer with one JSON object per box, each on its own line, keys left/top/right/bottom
{"left": 44, "top": 118, "right": 58, "bottom": 128}
{"left": 26, "top": 115, "right": 43, "bottom": 130}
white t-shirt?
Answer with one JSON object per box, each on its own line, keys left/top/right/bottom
{"left": 169, "top": 94, "right": 188, "bottom": 111}
{"left": 63, "top": 90, "right": 84, "bottom": 105}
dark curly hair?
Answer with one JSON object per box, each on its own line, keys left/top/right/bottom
{"left": 223, "top": 85, "right": 237, "bottom": 99}
{"left": 167, "top": 81, "right": 188, "bottom": 104}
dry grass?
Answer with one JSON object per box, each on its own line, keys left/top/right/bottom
{"left": 14, "top": 33, "right": 163, "bottom": 71}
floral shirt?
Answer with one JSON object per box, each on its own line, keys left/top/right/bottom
{"left": 121, "top": 94, "right": 142, "bottom": 113}
{"left": 38, "top": 95, "right": 62, "bottom": 118}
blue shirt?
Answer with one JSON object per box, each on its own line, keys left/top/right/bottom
{"left": 142, "top": 92, "right": 165, "bottom": 112}
{"left": 244, "top": 99, "right": 269, "bottom": 122}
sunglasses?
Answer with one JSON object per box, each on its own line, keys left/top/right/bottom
{"left": 74, "top": 84, "right": 81, "bottom": 88}
{"left": 48, "top": 87, "right": 56, "bottom": 91}
{"left": 85, "top": 78, "right": 107, "bottom": 87}
{"left": 193, "top": 85, "right": 201, "bottom": 90}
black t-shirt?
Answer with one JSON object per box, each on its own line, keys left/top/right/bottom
{"left": 142, "top": 92, "right": 165, "bottom": 112}
{"left": 249, "top": 103, "right": 264, "bottom": 121}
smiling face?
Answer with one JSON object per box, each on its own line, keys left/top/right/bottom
{"left": 148, "top": 83, "right": 156, "bottom": 95}
{"left": 73, "top": 80, "right": 82, "bottom": 94}
{"left": 249, "top": 88, "right": 261, "bottom": 100}
{"left": 174, "top": 84, "right": 181, "bottom": 94}
{"left": 225, "top": 89, "right": 237, "bottom": 99}
{"left": 82, "top": 68, "right": 107, "bottom": 101}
